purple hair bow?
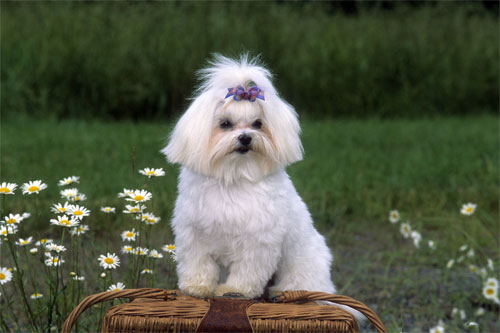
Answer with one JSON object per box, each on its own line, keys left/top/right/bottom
{"left": 225, "top": 85, "right": 265, "bottom": 102}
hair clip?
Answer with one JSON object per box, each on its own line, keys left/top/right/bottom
{"left": 225, "top": 85, "right": 265, "bottom": 102}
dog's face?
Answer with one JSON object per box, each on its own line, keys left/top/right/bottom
{"left": 163, "top": 55, "right": 303, "bottom": 184}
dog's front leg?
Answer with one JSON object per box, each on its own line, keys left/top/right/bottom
{"left": 214, "top": 244, "right": 279, "bottom": 298}
{"left": 176, "top": 244, "right": 219, "bottom": 298}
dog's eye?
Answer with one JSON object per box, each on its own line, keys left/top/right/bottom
{"left": 252, "top": 120, "right": 262, "bottom": 129}
{"left": 220, "top": 120, "right": 233, "bottom": 129}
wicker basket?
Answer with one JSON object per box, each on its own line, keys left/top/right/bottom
{"left": 63, "top": 289, "right": 386, "bottom": 332}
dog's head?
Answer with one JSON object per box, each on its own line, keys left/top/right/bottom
{"left": 162, "top": 54, "right": 303, "bottom": 184}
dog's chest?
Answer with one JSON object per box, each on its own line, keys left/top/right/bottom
{"left": 178, "top": 172, "right": 291, "bottom": 236}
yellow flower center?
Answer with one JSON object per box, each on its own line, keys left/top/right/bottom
{"left": 104, "top": 208, "right": 110, "bottom": 211}
{"left": 125, "top": 232, "right": 134, "bottom": 238}
{"left": 486, "top": 288, "right": 495, "bottom": 295}
{"left": 134, "top": 195, "right": 144, "bottom": 201}
{"left": 130, "top": 208, "right": 139, "bottom": 213}
{"left": 28, "top": 186, "right": 39, "bottom": 192}
{"left": 58, "top": 208, "right": 66, "bottom": 212}
{"left": 41, "top": 239, "right": 48, "bottom": 243}
{"left": 52, "top": 258, "right": 59, "bottom": 263}
{"left": 147, "top": 171, "right": 155, "bottom": 175}
{"left": 167, "top": 245, "right": 175, "bottom": 250}
{"left": 73, "top": 210, "right": 83, "bottom": 216}
{"left": 113, "top": 288, "right": 120, "bottom": 291}
{"left": 60, "top": 220, "right": 70, "bottom": 225}
{"left": 0, "top": 187, "right": 11, "bottom": 193}
{"left": 488, "top": 282, "right": 497, "bottom": 287}
{"left": 104, "top": 258, "right": 114, "bottom": 264}
{"left": 1, "top": 230, "right": 7, "bottom": 235}
{"left": 0, "top": 273, "right": 5, "bottom": 280}
{"left": 466, "top": 207, "right": 472, "bottom": 213}
{"left": 21, "top": 241, "right": 28, "bottom": 245}
{"left": 148, "top": 219, "right": 157, "bottom": 224}
{"left": 7, "top": 218, "right": 16, "bottom": 224}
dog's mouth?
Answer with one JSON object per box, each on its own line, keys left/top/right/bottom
{"left": 234, "top": 147, "right": 251, "bottom": 154}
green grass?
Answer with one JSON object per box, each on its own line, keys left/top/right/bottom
{"left": 1, "top": 115, "right": 499, "bottom": 331}
{"left": 1, "top": 2, "right": 498, "bottom": 119}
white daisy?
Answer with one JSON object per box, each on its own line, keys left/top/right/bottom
{"left": 446, "top": 259, "right": 455, "bottom": 269}
{"left": 4, "top": 213, "right": 24, "bottom": 225}
{"left": 121, "top": 229, "right": 138, "bottom": 242}
{"left": 51, "top": 202, "right": 72, "bottom": 214}
{"left": 478, "top": 268, "right": 487, "bottom": 279}
{"left": 429, "top": 323, "right": 445, "bottom": 333}
{"left": 68, "top": 205, "right": 90, "bottom": 220}
{"left": 139, "top": 167, "right": 165, "bottom": 178}
{"left": 100, "top": 272, "right": 106, "bottom": 278}
{"left": 140, "top": 268, "right": 153, "bottom": 274}
{"left": 460, "top": 203, "right": 477, "bottom": 216}
{"left": 0, "top": 225, "right": 18, "bottom": 236}
{"left": 0, "top": 182, "right": 17, "bottom": 195}
{"left": 149, "top": 249, "right": 163, "bottom": 259}
{"left": 45, "top": 243, "right": 66, "bottom": 253}
{"left": 72, "top": 275, "right": 85, "bottom": 281}
{"left": 35, "top": 238, "right": 53, "bottom": 246}
{"left": 467, "top": 248, "right": 475, "bottom": 258}
{"left": 457, "top": 255, "right": 465, "bottom": 263}
{"left": 410, "top": 231, "right": 421, "bottom": 248}
{"left": 388, "top": 210, "right": 400, "bottom": 224}
{"left": 469, "top": 264, "right": 478, "bottom": 274}
{"left": 399, "top": 222, "right": 411, "bottom": 239}
{"left": 487, "top": 258, "right": 494, "bottom": 271}
{"left": 58, "top": 176, "right": 80, "bottom": 187}
{"left": 50, "top": 215, "right": 79, "bottom": 228}
{"left": 486, "top": 277, "right": 498, "bottom": 289}
{"left": 482, "top": 284, "right": 499, "bottom": 304}
{"left": 29, "top": 248, "right": 38, "bottom": 254}
{"left": 0, "top": 267, "right": 13, "bottom": 285}
{"left": 100, "top": 207, "right": 116, "bottom": 213}
{"left": 126, "top": 189, "right": 152, "bottom": 203}
{"left": 459, "top": 244, "right": 468, "bottom": 252}
{"left": 16, "top": 237, "right": 33, "bottom": 247}
{"left": 22, "top": 212, "right": 31, "bottom": 219}
{"left": 475, "top": 307, "right": 485, "bottom": 316}
{"left": 69, "top": 225, "right": 89, "bottom": 236}
{"left": 73, "top": 193, "right": 86, "bottom": 202}
{"left": 118, "top": 189, "right": 135, "bottom": 198}
{"left": 30, "top": 292, "right": 43, "bottom": 299}
{"left": 98, "top": 253, "right": 120, "bottom": 270}
{"left": 465, "top": 322, "right": 478, "bottom": 329}
{"left": 45, "top": 255, "right": 64, "bottom": 267}
{"left": 60, "top": 188, "right": 79, "bottom": 201}
{"left": 108, "top": 282, "right": 126, "bottom": 291}
{"left": 121, "top": 245, "right": 134, "bottom": 254}
{"left": 142, "top": 213, "right": 161, "bottom": 225}
{"left": 162, "top": 244, "right": 176, "bottom": 254}
{"left": 123, "top": 204, "right": 146, "bottom": 214}
{"left": 134, "top": 247, "right": 149, "bottom": 256}
{"left": 428, "top": 240, "right": 436, "bottom": 250}
{"left": 22, "top": 180, "right": 47, "bottom": 195}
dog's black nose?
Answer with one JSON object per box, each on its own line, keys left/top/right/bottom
{"left": 238, "top": 134, "right": 252, "bottom": 146}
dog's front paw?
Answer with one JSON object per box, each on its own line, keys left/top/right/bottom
{"left": 181, "top": 284, "right": 214, "bottom": 298}
{"left": 214, "top": 284, "right": 259, "bottom": 298}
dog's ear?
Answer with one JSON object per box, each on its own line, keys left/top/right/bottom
{"left": 162, "top": 91, "right": 220, "bottom": 170}
{"left": 263, "top": 94, "right": 303, "bottom": 166}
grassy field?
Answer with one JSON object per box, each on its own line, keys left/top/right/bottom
{"left": 2, "top": 2, "right": 498, "bottom": 119}
{"left": 0, "top": 115, "right": 498, "bottom": 331}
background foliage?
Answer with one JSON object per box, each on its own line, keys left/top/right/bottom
{"left": 1, "top": 1, "right": 498, "bottom": 120}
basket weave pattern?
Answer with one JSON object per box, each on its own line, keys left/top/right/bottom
{"left": 63, "top": 289, "right": 386, "bottom": 333}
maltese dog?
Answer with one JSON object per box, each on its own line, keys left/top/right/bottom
{"left": 163, "top": 55, "right": 357, "bottom": 317}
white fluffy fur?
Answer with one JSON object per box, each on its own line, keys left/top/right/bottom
{"left": 163, "top": 55, "right": 362, "bottom": 319}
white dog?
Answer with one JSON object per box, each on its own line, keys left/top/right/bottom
{"left": 163, "top": 55, "right": 352, "bottom": 312}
